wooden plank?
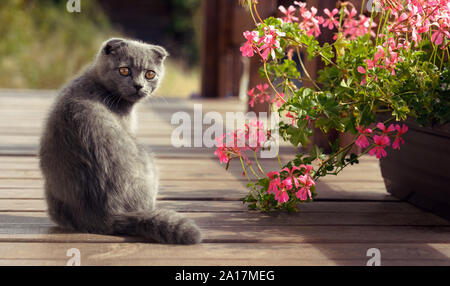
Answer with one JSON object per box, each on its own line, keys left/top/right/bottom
{"left": 0, "top": 170, "right": 383, "bottom": 183}
{"left": 0, "top": 203, "right": 447, "bottom": 226}
{"left": 0, "top": 154, "right": 379, "bottom": 165}
{"left": 0, "top": 153, "right": 382, "bottom": 182}
{"left": 0, "top": 200, "right": 432, "bottom": 214}
{"left": 0, "top": 222, "right": 449, "bottom": 243}
{"left": 0, "top": 158, "right": 380, "bottom": 173}
{"left": 0, "top": 242, "right": 448, "bottom": 266}
{"left": 0, "top": 91, "right": 245, "bottom": 110}
{"left": 0, "top": 180, "right": 391, "bottom": 201}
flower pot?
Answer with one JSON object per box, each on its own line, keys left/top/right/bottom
{"left": 379, "top": 119, "right": 450, "bottom": 220}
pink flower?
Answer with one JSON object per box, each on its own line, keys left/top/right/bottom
{"left": 322, "top": 8, "right": 339, "bottom": 30}
{"left": 248, "top": 84, "right": 271, "bottom": 107}
{"left": 248, "top": 88, "right": 256, "bottom": 108}
{"left": 214, "top": 147, "right": 230, "bottom": 164}
{"left": 357, "top": 66, "right": 366, "bottom": 74}
{"left": 299, "top": 6, "right": 322, "bottom": 37}
{"left": 365, "top": 59, "right": 376, "bottom": 70}
{"left": 272, "top": 92, "right": 285, "bottom": 107}
{"left": 298, "top": 164, "right": 314, "bottom": 175}
{"left": 245, "top": 119, "right": 268, "bottom": 149}
{"left": 279, "top": 5, "right": 299, "bottom": 23}
{"left": 360, "top": 75, "right": 367, "bottom": 86}
{"left": 258, "top": 26, "right": 285, "bottom": 60}
{"left": 369, "top": 135, "right": 391, "bottom": 159}
{"left": 267, "top": 171, "right": 281, "bottom": 194}
{"left": 281, "top": 166, "right": 301, "bottom": 190}
{"left": 256, "top": 83, "right": 269, "bottom": 93}
{"left": 286, "top": 111, "right": 297, "bottom": 126}
{"left": 296, "top": 174, "right": 315, "bottom": 201}
{"left": 392, "top": 124, "right": 408, "bottom": 150}
{"left": 275, "top": 188, "right": 290, "bottom": 203}
{"left": 355, "top": 126, "right": 373, "bottom": 148}
{"left": 214, "top": 131, "right": 250, "bottom": 164}
{"left": 240, "top": 31, "right": 259, "bottom": 57}
{"left": 431, "top": 26, "right": 450, "bottom": 46}
{"left": 376, "top": 122, "right": 395, "bottom": 134}
{"left": 267, "top": 171, "right": 290, "bottom": 203}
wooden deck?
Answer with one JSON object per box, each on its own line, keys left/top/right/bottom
{"left": 0, "top": 89, "right": 449, "bottom": 266}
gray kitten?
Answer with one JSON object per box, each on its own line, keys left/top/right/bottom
{"left": 39, "top": 38, "right": 201, "bottom": 244}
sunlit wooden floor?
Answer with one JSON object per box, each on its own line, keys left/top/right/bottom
{"left": 0, "top": 89, "right": 449, "bottom": 266}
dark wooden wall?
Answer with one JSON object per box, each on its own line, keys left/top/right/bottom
{"left": 200, "top": 0, "right": 278, "bottom": 99}
{"left": 200, "top": 0, "right": 343, "bottom": 100}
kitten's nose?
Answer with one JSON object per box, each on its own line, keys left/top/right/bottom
{"left": 134, "top": 84, "right": 143, "bottom": 91}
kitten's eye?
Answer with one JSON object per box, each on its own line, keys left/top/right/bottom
{"left": 119, "top": 67, "right": 131, "bottom": 76}
{"left": 145, "top": 70, "right": 156, "bottom": 80}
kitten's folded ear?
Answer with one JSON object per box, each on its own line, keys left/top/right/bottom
{"left": 103, "top": 38, "right": 127, "bottom": 55}
{"left": 152, "top": 45, "right": 168, "bottom": 62}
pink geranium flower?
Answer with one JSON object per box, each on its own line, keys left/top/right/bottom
{"left": 355, "top": 126, "right": 373, "bottom": 148}
{"left": 214, "top": 131, "right": 250, "bottom": 164}
{"left": 267, "top": 171, "right": 290, "bottom": 203}
{"left": 392, "top": 124, "right": 408, "bottom": 150}
{"left": 240, "top": 31, "right": 259, "bottom": 57}
{"left": 279, "top": 5, "right": 299, "bottom": 23}
{"left": 258, "top": 26, "right": 285, "bottom": 60}
{"left": 431, "top": 25, "right": 450, "bottom": 46}
{"left": 267, "top": 171, "right": 281, "bottom": 194}
{"left": 245, "top": 119, "right": 268, "bottom": 149}
{"left": 298, "top": 164, "right": 314, "bottom": 175}
{"left": 214, "top": 146, "right": 230, "bottom": 164}
{"left": 299, "top": 6, "right": 322, "bottom": 37}
{"left": 369, "top": 135, "right": 391, "bottom": 159}
{"left": 376, "top": 122, "right": 396, "bottom": 134}
{"left": 281, "top": 166, "right": 302, "bottom": 190}
{"left": 322, "top": 8, "right": 339, "bottom": 30}
{"left": 296, "top": 174, "right": 315, "bottom": 201}
{"left": 272, "top": 92, "right": 285, "bottom": 107}
{"left": 286, "top": 111, "right": 297, "bottom": 126}
{"left": 248, "top": 83, "right": 270, "bottom": 107}
{"left": 275, "top": 188, "right": 290, "bottom": 203}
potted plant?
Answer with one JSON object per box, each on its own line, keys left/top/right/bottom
{"left": 214, "top": 0, "right": 450, "bottom": 216}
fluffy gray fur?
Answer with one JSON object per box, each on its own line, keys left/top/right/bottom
{"left": 39, "top": 38, "right": 202, "bottom": 244}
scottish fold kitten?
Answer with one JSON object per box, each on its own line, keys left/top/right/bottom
{"left": 39, "top": 38, "right": 201, "bottom": 244}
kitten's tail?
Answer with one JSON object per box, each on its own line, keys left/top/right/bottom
{"left": 111, "top": 209, "right": 202, "bottom": 244}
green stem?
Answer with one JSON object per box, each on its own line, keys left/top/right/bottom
{"left": 247, "top": 0, "right": 258, "bottom": 26}
{"left": 375, "top": 9, "right": 390, "bottom": 47}
{"left": 313, "top": 141, "right": 355, "bottom": 180}
{"left": 332, "top": 145, "right": 373, "bottom": 176}
{"left": 276, "top": 153, "right": 283, "bottom": 169}
{"left": 253, "top": 151, "right": 265, "bottom": 175}
{"left": 240, "top": 157, "right": 253, "bottom": 184}
{"left": 264, "top": 61, "right": 287, "bottom": 103}
{"left": 296, "top": 46, "right": 321, "bottom": 90}
{"left": 439, "top": 49, "right": 445, "bottom": 71}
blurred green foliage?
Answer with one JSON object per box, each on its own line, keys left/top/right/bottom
{"left": 0, "top": 0, "right": 116, "bottom": 88}
{"left": 167, "top": 0, "right": 201, "bottom": 66}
